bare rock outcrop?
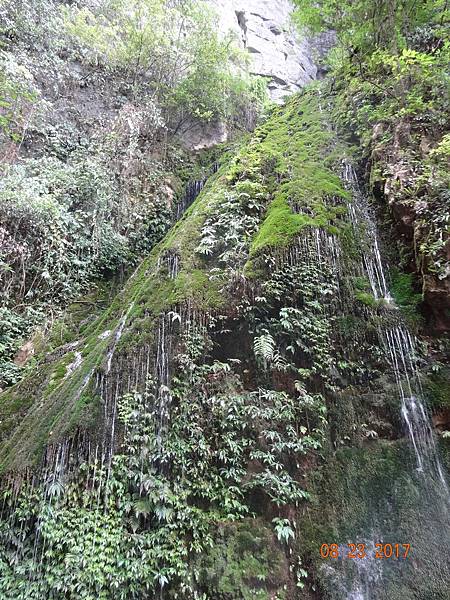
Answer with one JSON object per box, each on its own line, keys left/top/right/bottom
{"left": 211, "top": 0, "right": 317, "bottom": 102}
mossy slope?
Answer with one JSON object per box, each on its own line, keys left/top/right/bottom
{"left": 0, "top": 88, "right": 349, "bottom": 472}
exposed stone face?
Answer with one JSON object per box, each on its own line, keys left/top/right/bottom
{"left": 180, "top": 0, "right": 323, "bottom": 148}
{"left": 210, "top": 0, "right": 317, "bottom": 102}
{"left": 12, "top": 340, "right": 35, "bottom": 372}
{"left": 372, "top": 121, "right": 450, "bottom": 333}
{"left": 179, "top": 119, "right": 229, "bottom": 151}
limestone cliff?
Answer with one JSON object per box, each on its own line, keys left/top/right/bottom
{"left": 212, "top": 0, "right": 317, "bottom": 102}
{"left": 181, "top": 0, "right": 321, "bottom": 149}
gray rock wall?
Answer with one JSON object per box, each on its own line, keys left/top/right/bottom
{"left": 181, "top": 0, "right": 322, "bottom": 149}
{"left": 210, "top": 0, "right": 317, "bottom": 102}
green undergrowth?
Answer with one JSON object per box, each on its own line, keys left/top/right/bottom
{"left": 424, "top": 366, "right": 450, "bottom": 411}
{"left": 390, "top": 269, "right": 423, "bottom": 327}
{"left": 0, "top": 323, "right": 324, "bottom": 597}
{"left": 0, "top": 160, "right": 229, "bottom": 470}
{"left": 0, "top": 87, "right": 356, "bottom": 471}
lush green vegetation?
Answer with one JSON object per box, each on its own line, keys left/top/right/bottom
{"left": 294, "top": 0, "right": 450, "bottom": 327}
{"left": 61, "top": 0, "right": 265, "bottom": 130}
{"left": 0, "top": 1, "right": 448, "bottom": 598}
{"left": 0, "top": 351, "right": 320, "bottom": 597}
{"left": 0, "top": 86, "right": 360, "bottom": 597}
{"left": 0, "top": 0, "right": 266, "bottom": 388}
{"left": 0, "top": 89, "right": 339, "bottom": 470}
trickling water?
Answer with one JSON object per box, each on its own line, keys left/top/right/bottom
{"left": 344, "top": 543, "right": 383, "bottom": 600}
{"left": 175, "top": 179, "right": 206, "bottom": 219}
{"left": 154, "top": 313, "right": 173, "bottom": 462}
{"left": 321, "top": 539, "right": 384, "bottom": 600}
{"left": 343, "top": 162, "right": 390, "bottom": 301}
{"left": 343, "top": 161, "right": 448, "bottom": 492}
{"left": 64, "top": 351, "right": 83, "bottom": 378}
{"left": 96, "top": 302, "right": 136, "bottom": 464}
{"left": 105, "top": 302, "right": 134, "bottom": 375}
{"left": 383, "top": 326, "right": 449, "bottom": 492}
{"left": 174, "top": 162, "right": 219, "bottom": 220}
{"left": 158, "top": 249, "right": 180, "bottom": 279}
{"left": 337, "top": 161, "right": 449, "bottom": 599}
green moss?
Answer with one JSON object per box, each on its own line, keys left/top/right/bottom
{"left": 355, "top": 290, "right": 378, "bottom": 307}
{"left": 250, "top": 197, "right": 314, "bottom": 254}
{"left": 300, "top": 440, "right": 450, "bottom": 599}
{"left": 352, "top": 276, "right": 381, "bottom": 308}
{"left": 353, "top": 276, "right": 371, "bottom": 292}
{"left": 424, "top": 367, "right": 450, "bottom": 410}
{"left": 195, "top": 519, "right": 288, "bottom": 600}
{"left": 152, "top": 270, "right": 223, "bottom": 312}
{"left": 250, "top": 196, "right": 348, "bottom": 254}
{"left": 233, "top": 89, "right": 349, "bottom": 258}
{"left": 390, "top": 269, "right": 422, "bottom": 325}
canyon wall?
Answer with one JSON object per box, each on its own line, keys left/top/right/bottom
{"left": 212, "top": 0, "right": 317, "bottom": 102}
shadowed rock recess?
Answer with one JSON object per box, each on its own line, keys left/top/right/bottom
{"left": 1, "top": 87, "right": 449, "bottom": 598}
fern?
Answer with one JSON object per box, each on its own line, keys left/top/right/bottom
{"left": 253, "top": 332, "right": 288, "bottom": 371}
{"left": 195, "top": 224, "right": 217, "bottom": 255}
{"left": 272, "top": 351, "right": 288, "bottom": 371}
{"left": 253, "top": 332, "right": 276, "bottom": 367}
{"left": 133, "top": 498, "right": 153, "bottom": 518}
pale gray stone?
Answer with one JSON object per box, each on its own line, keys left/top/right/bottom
{"left": 209, "top": 0, "right": 317, "bottom": 102}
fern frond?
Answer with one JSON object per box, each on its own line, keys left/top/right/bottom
{"left": 253, "top": 332, "right": 276, "bottom": 367}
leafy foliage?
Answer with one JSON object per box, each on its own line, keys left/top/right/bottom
{"left": 293, "top": 0, "right": 450, "bottom": 324}
{"left": 0, "top": 50, "right": 38, "bottom": 145}
{"left": 272, "top": 517, "right": 295, "bottom": 544}
{"left": 390, "top": 269, "right": 423, "bottom": 326}
{"left": 62, "top": 0, "right": 265, "bottom": 130}
{"left": 0, "top": 0, "right": 269, "bottom": 388}
{"left": 0, "top": 321, "right": 324, "bottom": 597}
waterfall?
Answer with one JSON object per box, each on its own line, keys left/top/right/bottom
{"left": 342, "top": 162, "right": 390, "bottom": 301}
{"left": 342, "top": 161, "right": 448, "bottom": 493}
{"left": 154, "top": 312, "right": 173, "bottom": 463}
{"left": 105, "top": 302, "right": 134, "bottom": 375}
{"left": 157, "top": 249, "right": 180, "bottom": 279}
{"left": 337, "top": 161, "right": 449, "bottom": 597}
{"left": 174, "top": 162, "right": 219, "bottom": 220}
{"left": 100, "top": 302, "right": 135, "bottom": 465}
{"left": 383, "top": 326, "right": 448, "bottom": 492}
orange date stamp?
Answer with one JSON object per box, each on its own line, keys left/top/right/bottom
{"left": 320, "top": 543, "right": 411, "bottom": 559}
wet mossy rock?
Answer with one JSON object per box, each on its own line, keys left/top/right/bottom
{"left": 0, "top": 88, "right": 351, "bottom": 472}
{"left": 195, "top": 519, "right": 289, "bottom": 599}
{"left": 0, "top": 84, "right": 448, "bottom": 600}
{"left": 300, "top": 441, "right": 450, "bottom": 599}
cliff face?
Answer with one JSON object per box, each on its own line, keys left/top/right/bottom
{"left": 371, "top": 120, "right": 450, "bottom": 334}
{"left": 0, "top": 88, "right": 448, "bottom": 599}
{"left": 180, "top": 0, "right": 320, "bottom": 149}
{"left": 0, "top": 2, "right": 449, "bottom": 599}
{"left": 212, "top": 0, "right": 317, "bottom": 101}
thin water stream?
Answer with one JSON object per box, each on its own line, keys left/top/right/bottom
{"left": 339, "top": 161, "right": 449, "bottom": 598}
